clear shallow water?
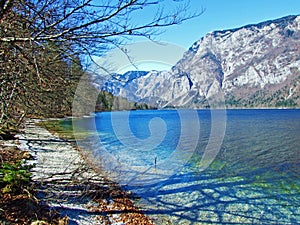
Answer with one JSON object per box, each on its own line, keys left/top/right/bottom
{"left": 71, "top": 109, "right": 300, "bottom": 224}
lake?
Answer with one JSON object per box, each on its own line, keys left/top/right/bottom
{"left": 72, "top": 109, "right": 300, "bottom": 224}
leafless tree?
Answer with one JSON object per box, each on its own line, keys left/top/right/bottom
{"left": 0, "top": 0, "right": 202, "bottom": 136}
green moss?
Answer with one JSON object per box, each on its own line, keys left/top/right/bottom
{"left": 251, "top": 173, "right": 300, "bottom": 196}
{"left": 208, "top": 159, "right": 227, "bottom": 171}
{"left": 37, "top": 119, "right": 91, "bottom": 140}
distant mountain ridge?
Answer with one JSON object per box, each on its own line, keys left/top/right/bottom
{"left": 102, "top": 15, "right": 300, "bottom": 108}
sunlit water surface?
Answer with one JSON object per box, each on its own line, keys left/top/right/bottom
{"left": 70, "top": 109, "right": 300, "bottom": 224}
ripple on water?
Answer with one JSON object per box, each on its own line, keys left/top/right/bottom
{"left": 76, "top": 109, "right": 300, "bottom": 224}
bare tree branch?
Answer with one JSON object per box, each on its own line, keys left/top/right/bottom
{"left": 0, "top": 0, "right": 203, "bottom": 135}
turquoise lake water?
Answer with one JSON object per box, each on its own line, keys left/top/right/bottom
{"left": 72, "top": 109, "right": 300, "bottom": 224}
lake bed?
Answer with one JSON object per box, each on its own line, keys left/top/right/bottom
{"left": 71, "top": 109, "right": 300, "bottom": 224}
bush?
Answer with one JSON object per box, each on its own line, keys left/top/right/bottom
{"left": 0, "top": 160, "right": 33, "bottom": 194}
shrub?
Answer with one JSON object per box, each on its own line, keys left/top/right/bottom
{"left": 0, "top": 160, "right": 33, "bottom": 194}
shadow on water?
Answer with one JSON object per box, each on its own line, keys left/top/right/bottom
{"left": 74, "top": 109, "right": 300, "bottom": 224}
{"left": 124, "top": 161, "right": 300, "bottom": 225}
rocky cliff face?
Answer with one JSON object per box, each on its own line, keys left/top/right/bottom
{"left": 103, "top": 15, "right": 300, "bottom": 108}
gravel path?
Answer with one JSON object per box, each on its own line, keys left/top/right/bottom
{"left": 16, "top": 119, "right": 145, "bottom": 225}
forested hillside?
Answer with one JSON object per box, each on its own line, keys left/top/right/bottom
{"left": 0, "top": 0, "right": 193, "bottom": 138}
{"left": 96, "top": 91, "right": 152, "bottom": 111}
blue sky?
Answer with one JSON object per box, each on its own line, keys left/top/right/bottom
{"left": 96, "top": 0, "right": 300, "bottom": 73}
{"left": 153, "top": 0, "right": 300, "bottom": 48}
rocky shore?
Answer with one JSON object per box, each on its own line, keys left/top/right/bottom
{"left": 16, "top": 119, "right": 154, "bottom": 225}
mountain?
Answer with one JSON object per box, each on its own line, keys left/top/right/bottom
{"left": 102, "top": 15, "right": 300, "bottom": 108}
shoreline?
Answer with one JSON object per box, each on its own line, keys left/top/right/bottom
{"left": 17, "top": 119, "right": 154, "bottom": 225}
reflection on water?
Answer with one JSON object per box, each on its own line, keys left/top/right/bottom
{"left": 73, "top": 109, "right": 300, "bottom": 224}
